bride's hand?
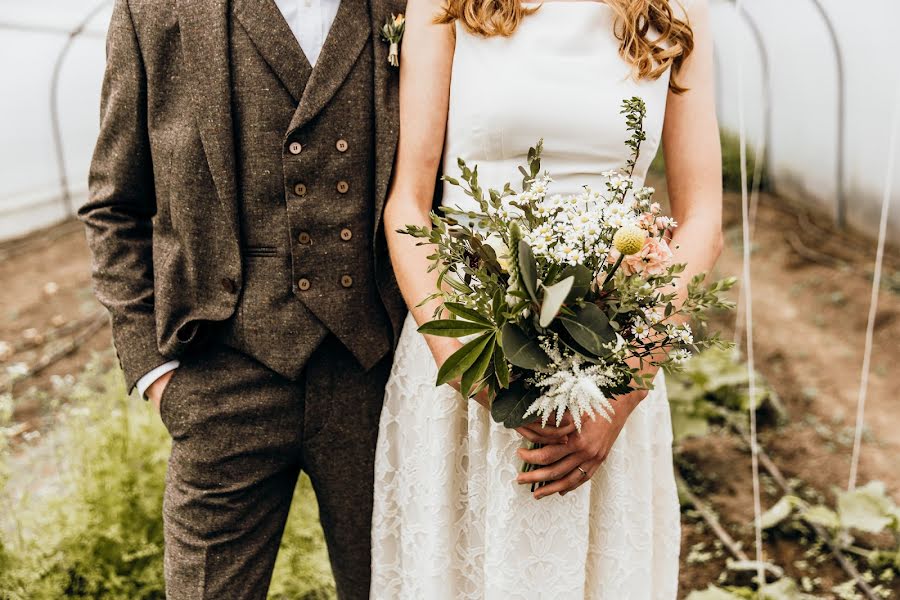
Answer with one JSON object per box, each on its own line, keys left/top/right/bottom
{"left": 468, "top": 391, "right": 574, "bottom": 445}
{"left": 515, "top": 389, "right": 648, "bottom": 499}
{"left": 516, "top": 411, "right": 576, "bottom": 446}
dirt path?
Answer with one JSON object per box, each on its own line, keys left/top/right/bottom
{"left": 0, "top": 221, "right": 113, "bottom": 431}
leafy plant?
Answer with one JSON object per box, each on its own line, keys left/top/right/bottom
{"left": 667, "top": 347, "right": 784, "bottom": 443}
{"left": 0, "top": 360, "right": 334, "bottom": 599}
{"left": 761, "top": 481, "right": 900, "bottom": 579}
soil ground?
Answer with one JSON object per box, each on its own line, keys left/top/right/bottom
{"left": 1, "top": 184, "right": 899, "bottom": 596}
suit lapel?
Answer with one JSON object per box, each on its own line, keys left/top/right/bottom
{"left": 232, "top": 0, "right": 313, "bottom": 103}
{"left": 176, "top": 0, "right": 239, "bottom": 235}
{"left": 370, "top": 0, "right": 401, "bottom": 240}
{"left": 289, "top": 0, "right": 371, "bottom": 130}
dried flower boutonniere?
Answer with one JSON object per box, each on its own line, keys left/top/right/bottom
{"left": 381, "top": 13, "right": 405, "bottom": 68}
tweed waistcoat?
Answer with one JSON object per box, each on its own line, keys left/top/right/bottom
{"left": 217, "top": 0, "right": 393, "bottom": 378}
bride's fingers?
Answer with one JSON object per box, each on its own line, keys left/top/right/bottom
{"left": 516, "top": 455, "right": 581, "bottom": 485}
{"left": 524, "top": 419, "right": 577, "bottom": 437}
{"left": 516, "top": 442, "right": 577, "bottom": 468}
{"left": 515, "top": 426, "right": 569, "bottom": 446}
{"left": 535, "top": 461, "right": 600, "bottom": 500}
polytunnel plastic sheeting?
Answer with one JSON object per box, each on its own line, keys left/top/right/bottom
{"left": 0, "top": 0, "right": 112, "bottom": 241}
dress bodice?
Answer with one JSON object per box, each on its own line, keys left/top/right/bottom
{"left": 442, "top": 2, "right": 673, "bottom": 209}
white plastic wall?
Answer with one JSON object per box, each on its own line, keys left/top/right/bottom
{"left": 711, "top": 0, "right": 900, "bottom": 237}
{"left": 0, "top": 1, "right": 110, "bottom": 240}
{"left": 1, "top": 1, "right": 898, "bottom": 241}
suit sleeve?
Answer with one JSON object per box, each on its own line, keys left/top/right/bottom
{"left": 78, "top": 0, "right": 167, "bottom": 393}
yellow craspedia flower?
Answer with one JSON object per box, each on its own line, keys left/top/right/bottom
{"left": 612, "top": 224, "right": 647, "bottom": 256}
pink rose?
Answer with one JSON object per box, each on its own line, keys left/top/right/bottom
{"left": 617, "top": 236, "right": 674, "bottom": 276}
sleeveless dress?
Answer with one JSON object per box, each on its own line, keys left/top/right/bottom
{"left": 372, "top": 4, "right": 682, "bottom": 598}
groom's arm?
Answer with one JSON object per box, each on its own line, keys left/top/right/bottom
{"left": 79, "top": 0, "right": 167, "bottom": 393}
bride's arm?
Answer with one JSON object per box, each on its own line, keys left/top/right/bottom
{"left": 518, "top": 0, "right": 724, "bottom": 498}
{"left": 384, "top": 0, "right": 576, "bottom": 443}
{"left": 663, "top": 0, "right": 724, "bottom": 300}
{"left": 382, "top": 0, "right": 458, "bottom": 367}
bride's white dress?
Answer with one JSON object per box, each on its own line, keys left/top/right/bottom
{"left": 372, "top": 3, "right": 686, "bottom": 598}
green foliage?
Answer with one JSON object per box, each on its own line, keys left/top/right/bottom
{"left": 686, "top": 577, "right": 813, "bottom": 600}
{"left": 0, "top": 361, "right": 334, "bottom": 599}
{"left": 760, "top": 481, "right": 900, "bottom": 580}
{"left": 667, "top": 347, "right": 783, "bottom": 443}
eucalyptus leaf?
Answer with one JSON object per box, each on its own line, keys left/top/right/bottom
{"left": 559, "top": 303, "right": 616, "bottom": 356}
{"left": 491, "top": 381, "right": 539, "bottom": 428}
{"left": 539, "top": 276, "right": 574, "bottom": 328}
{"left": 559, "top": 264, "right": 594, "bottom": 302}
{"left": 418, "top": 319, "right": 493, "bottom": 338}
{"left": 501, "top": 323, "right": 551, "bottom": 371}
{"left": 518, "top": 241, "right": 539, "bottom": 303}
{"left": 436, "top": 333, "right": 493, "bottom": 387}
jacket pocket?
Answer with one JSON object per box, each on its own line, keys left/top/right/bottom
{"left": 244, "top": 246, "right": 278, "bottom": 258}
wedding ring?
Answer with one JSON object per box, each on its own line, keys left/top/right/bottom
{"left": 577, "top": 466, "right": 589, "bottom": 479}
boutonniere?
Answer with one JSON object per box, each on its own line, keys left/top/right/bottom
{"left": 380, "top": 13, "right": 405, "bottom": 68}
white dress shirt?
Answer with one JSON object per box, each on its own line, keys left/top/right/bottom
{"left": 274, "top": 0, "right": 341, "bottom": 66}
{"left": 137, "top": 0, "right": 342, "bottom": 399}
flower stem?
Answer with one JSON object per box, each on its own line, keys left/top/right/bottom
{"left": 522, "top": 441, "right": 543, "bottom": 493}
{"left": 601, "top": 254, "right": 625, "bottom": 288}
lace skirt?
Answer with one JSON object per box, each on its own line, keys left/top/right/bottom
{"left": 371, "top": 315, "right": 681, "bottom": 599}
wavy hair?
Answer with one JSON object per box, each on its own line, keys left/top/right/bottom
{"left": 438, "top": 0, "right": 695, "bottom": 93}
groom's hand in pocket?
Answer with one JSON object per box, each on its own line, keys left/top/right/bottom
{"left": 146, "top": 370, "right": 176, "bottom": 412}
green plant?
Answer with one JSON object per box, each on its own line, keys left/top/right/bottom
{"left": 0, "top": 359, "right": 334, "bottom": 599}
{"left": 667, "top": 347, "right": 783, "bottom": 443}
{"left": 761, "top": 481, "right": 900, "bottom": 590}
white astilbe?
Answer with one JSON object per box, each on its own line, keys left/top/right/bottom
{"left": 523, "top": 339, "right": 618, "bottom": 432}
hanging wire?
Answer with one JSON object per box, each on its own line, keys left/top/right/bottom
{"left": 847, "top": 78, "right": 900, "bottom": 492}
{"left": 731, "top": 5, "right": 771, "bottom": 351}
{"left": 734, "top": 0, "right": 766, "bottom": 589}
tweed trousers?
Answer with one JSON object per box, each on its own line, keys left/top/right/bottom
{"left": 159, "top": 337, "right": 390, "bottom": 600}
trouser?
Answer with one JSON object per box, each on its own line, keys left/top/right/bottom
{"left": 158, "top": 336, "right": 390, "bottom": 599}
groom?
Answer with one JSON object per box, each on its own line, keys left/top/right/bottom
{"left": 79, "top": 0, "right": 406, "bottom": 597}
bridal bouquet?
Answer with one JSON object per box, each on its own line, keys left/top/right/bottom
{"left": 403, "top": 97, "right": 734, "bottom": 433}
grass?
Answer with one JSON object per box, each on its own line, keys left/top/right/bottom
{"left": 0, "top": 356, "right": 335, "bottom": 600}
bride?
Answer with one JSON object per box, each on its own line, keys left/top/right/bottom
{"left": 372, "top": 0, "right": 722, "bottom": 597}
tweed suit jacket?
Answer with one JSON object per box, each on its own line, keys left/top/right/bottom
{"left": 80, "top": 0, "right": 407, "bottom": 391}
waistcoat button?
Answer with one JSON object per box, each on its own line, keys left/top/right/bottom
{"left": 298, "top": 232, "right": 311, "bottom": 245}
{"left": 340, "top": 228, "right": 352, "bottom": 241}
{"left": 340, "top": 275, "right": 353, "bottom": 288}
{"left": 294, "top": 183, "right": 307, "bottom": 196}
{"left": 337, "top": 181, "right": 349, "bottom": 194}
{"left": 336, "top": 139, "right": 348, "bottom": 152}
{"left": 298, "top": 278, "right": 311, "bottom": 291}
{"left": 220, "top": 277, "right": 237, "bottom": 294}
{"left": 288, "top": 142, "right": 303, "bottom": 155}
